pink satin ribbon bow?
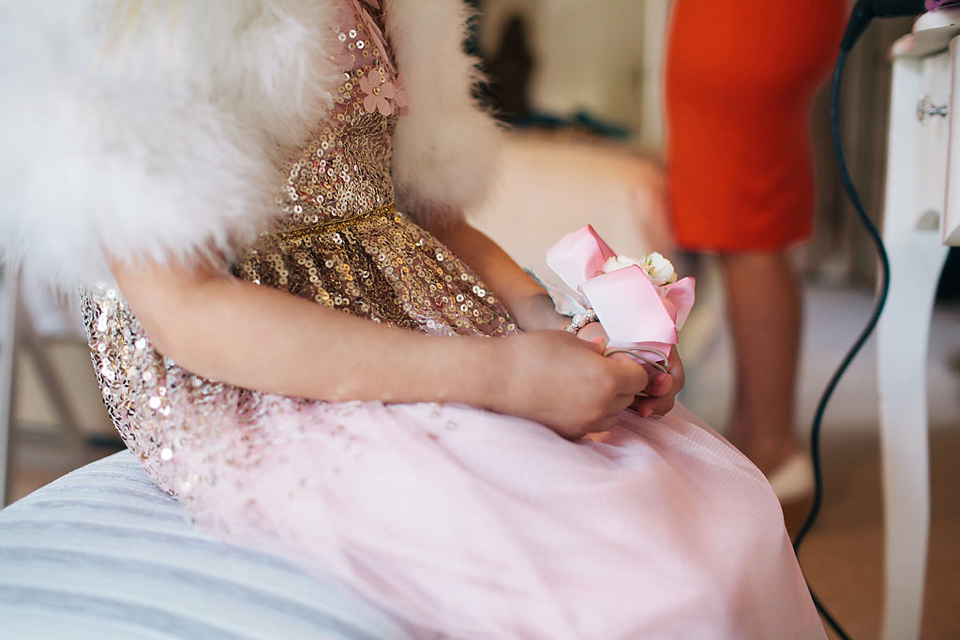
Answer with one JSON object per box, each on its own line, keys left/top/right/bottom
{"left": 545, "top": 225, "right": 695, "bottom": 362}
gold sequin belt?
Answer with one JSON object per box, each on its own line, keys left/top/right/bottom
{"left": 273, "top": 203, "right": 397, "bottom": 244}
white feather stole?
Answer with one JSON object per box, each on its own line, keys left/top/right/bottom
{"left": 0, "top": 0, "right": 501, "bottom": 291}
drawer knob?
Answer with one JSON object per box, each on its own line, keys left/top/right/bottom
{"left": 916, "top": 94, "right": 948, "bottom": 124}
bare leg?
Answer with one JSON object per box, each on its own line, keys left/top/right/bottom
{"left": 718, "top": 250, "right": 802, "bottom": 476}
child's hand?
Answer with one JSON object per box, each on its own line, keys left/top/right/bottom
{"left": 631, "top": 347, "right": 685, "bottom": 418}
{"left": 577, "top": 322, "right": 684, "bottom": 418}
{"left": 495, "top": 330, "right": 649, "bottom": 439}
{"left": 575, "top": 320, "right": 684, "bottom": 418}
{"left": 574, "top": 320, "right": 609, "bottom": 348}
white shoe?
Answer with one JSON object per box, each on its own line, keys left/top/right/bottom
{"left": 766, "top": 451, "right": 815, "bottom": 503}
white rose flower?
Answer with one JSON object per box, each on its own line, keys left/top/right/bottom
{"left": 642, "top": 252, "right": 677, "bottom": 286}
{"left": 601, "top": 255, "right": 643, "bottom": 273}
{"left": 601, "top": 252, "right": 677, "bottom": 287}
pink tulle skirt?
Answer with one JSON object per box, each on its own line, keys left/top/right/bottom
{"left": 177, "top": 400, "right": 824, "bottom": 639}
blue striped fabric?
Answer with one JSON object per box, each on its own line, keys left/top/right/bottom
{"left": 0, "top": 452, "right": 412, "bottom": 640}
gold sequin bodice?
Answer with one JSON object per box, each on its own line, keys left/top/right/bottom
{"left": 81, "top": 0, "right": 516, "bottom": 498}
{"left": 234, "top": 1, "right": 512, "bottom": 334}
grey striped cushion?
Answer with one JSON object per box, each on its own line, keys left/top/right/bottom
{"left": 0, "top": 451, "right": 411, "bottom": 640}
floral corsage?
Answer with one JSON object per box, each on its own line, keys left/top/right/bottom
{"left": 544, "top": 225, "right": 696, "bottom": 368}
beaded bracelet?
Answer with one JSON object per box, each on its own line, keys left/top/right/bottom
{"left": 563, "top": 309, "right": 598, "bottom": 334}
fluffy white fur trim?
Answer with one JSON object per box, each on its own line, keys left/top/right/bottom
{"left": 0, "top": 0, "right": 500, "bottom": 291}
{"left": 387, "top": 0, "right": 502, "bottom": 229}
{"left": 0, "top": 0, "right": 342, "bottom": 290}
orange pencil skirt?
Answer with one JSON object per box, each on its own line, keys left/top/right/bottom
{"left": 664, "top": 0, "right": 847, "bottom": 252}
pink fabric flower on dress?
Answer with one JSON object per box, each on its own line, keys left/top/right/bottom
{"left": 360, "top": 70, "right": 408, "bottom": 116}
{"left": 392, "top": 74, "right": 408, "bottom": 115}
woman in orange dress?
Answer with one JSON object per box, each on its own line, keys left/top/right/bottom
{"left": 664, "top": 0, "right": 847, "bottom": 502}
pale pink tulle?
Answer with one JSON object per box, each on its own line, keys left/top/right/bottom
{"left": 172, "top": 399, "right": 825, "bottom": 640}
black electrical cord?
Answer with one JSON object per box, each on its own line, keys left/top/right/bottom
{"left": 791, "top": 47, "right": 892, "bottom": 640}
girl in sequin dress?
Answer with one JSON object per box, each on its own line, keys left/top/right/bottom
{"left": 0, "top": 1, "right": 825, "bottom": 638}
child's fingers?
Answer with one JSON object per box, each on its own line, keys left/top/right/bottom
{"left": 643, "top": 371, "right": 673, "bottom": 397}
{"left": 606, "top": 351, "right": 651, "bottom": 395}
{"left": 631, "top": 394, "right": 676, "bottom": 419}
